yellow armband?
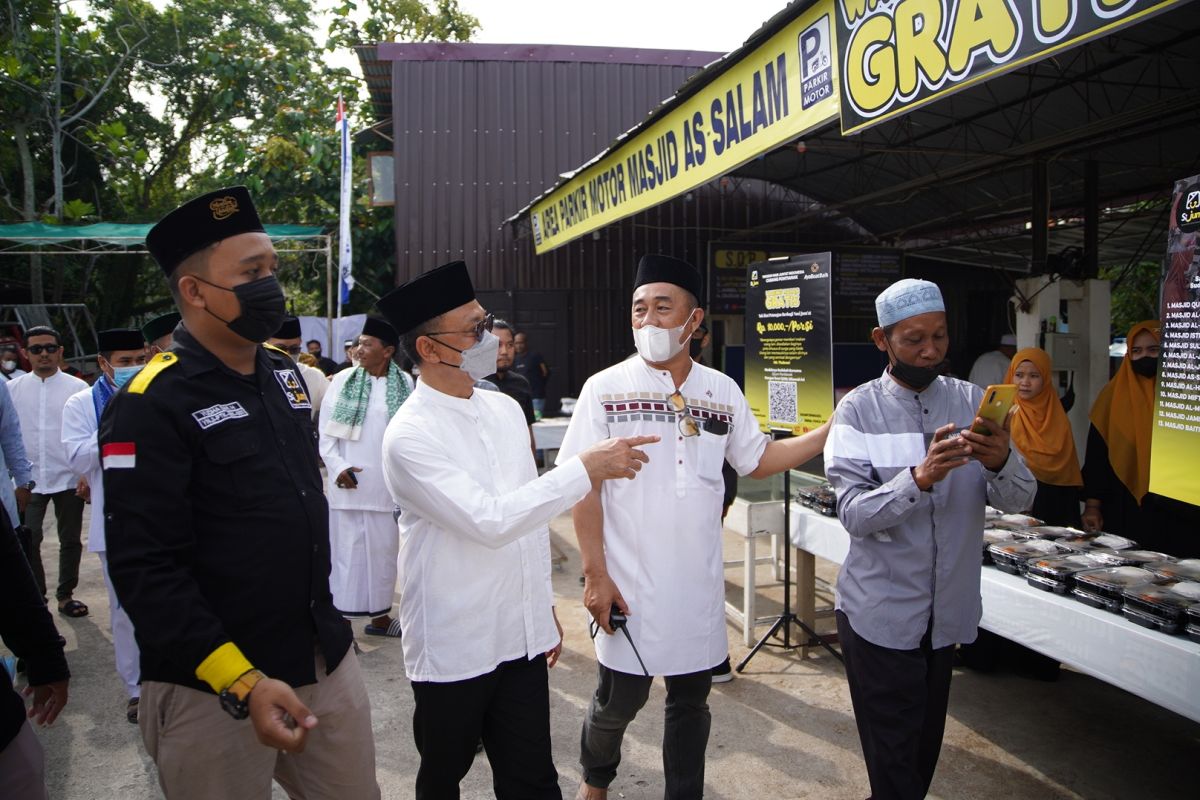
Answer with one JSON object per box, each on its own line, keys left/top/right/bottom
{"left": 195, "top": 642, "right": 255, "bottom": 693}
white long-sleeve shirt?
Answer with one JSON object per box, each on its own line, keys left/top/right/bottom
{"left": 61, "top": 387, "right": 106, "bottom": 551}
{"left": 381, "top": 380, "right": 591, "bottom": 682}
{"left": 318, "top": 367, "right": 411, "bottom": 512}
{"left": 9, "top": 369, "right": 88, "bottom": 494}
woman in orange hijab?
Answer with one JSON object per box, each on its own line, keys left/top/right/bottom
{"left": 1005, "top": 348, "right": 1082, "bottom": 525}
{"left": 1082, "top": 320, "right": 1198, "bottom": 556}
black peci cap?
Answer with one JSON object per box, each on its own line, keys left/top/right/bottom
{"left": 146, "top": 186, "right": 265, "bottom": 275}
{"left": 633, "top": 254, "right": 703, "bottom": 303}
{"left": 141, "top": 312, "right": 181, "bottom": 343}
{"left": 375, "top": 260, "right": 476, "bottom": 334}
{"left": 361, "top": 316, "right": 398, "bottom": 347}
{"left": 97, "top": 328, "right": 146, "bottom": 353}
{"left": 274, "top": 315, "right": 302, "bottom": 340}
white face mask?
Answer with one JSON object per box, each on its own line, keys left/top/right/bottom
{"left": 632, "top": 309, "right": 696, "bottom": 364}
{"left": 448, "top": 330, "right": 501, "bottom": 382}
{"left": 1, "top": 360, "right": 15, "bottom": 372}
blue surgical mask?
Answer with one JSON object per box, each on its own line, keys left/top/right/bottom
{"left": 112, "top": 364, "right": 144, "bottom": 388}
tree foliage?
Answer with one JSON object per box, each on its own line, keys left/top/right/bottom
{"left": 0, "top": 0, "right": 478, "bottom": 332}
{"left": 1101, "top": 260, "right": 1162, "bottom": 339}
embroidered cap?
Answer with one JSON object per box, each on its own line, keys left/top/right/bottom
{"left": 634, "top": 254, "right": 703, "bottom": 303}
{"left": 97, "top": 328, "right": 145, "bottom": 353}
{"left": 361, "top": 316, "right": 398, "bottom": 347}
{"left": 141, "top": 312, "right": 181, "bottom": 344}
{"left": 146, "top": 186, "right": 265, "bottom": 275}
{"left": 875, "top": 279, "right": 945, "bottom": 327}
{"left": 375, "top": 261, "right": 476, "bottom": 334}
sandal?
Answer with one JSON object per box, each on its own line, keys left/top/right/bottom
{"left": 58, "top": 599, "right": 89, "bottom": 618}
{"left": 363, "top": 619, "right": 403, "bottom": 638}
{"left": 126, "top": 697, "right": 140, "bottom": 724}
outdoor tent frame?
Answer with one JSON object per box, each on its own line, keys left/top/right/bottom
{"left": 0, "top": 223, "right": 338, "bottom": 369}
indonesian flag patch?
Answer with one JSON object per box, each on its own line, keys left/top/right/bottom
{"left": 102, "top": 442, "right": 137, "bottom": 470}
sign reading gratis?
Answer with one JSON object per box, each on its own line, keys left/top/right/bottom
{"left": 530, "top": 1, "right": 841, "bottom": 254}
{"left": 836, "top": 0, "right": 1187, "bottom": 135}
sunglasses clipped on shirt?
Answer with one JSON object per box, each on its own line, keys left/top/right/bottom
{"left": 425, "top": 312, "right": 495, "bottom": 343}
{"left": 668, "top": 391, "right": 700, "bottom": 438}
{"left": 26, "top": 344, "right": 60, "bottom": 355}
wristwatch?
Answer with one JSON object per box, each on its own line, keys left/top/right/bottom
{"left": 218, "top": 669, "right": 267, "bottom": 720}
{"left": 18, "top": 480, "right": 34, "bottom": 491}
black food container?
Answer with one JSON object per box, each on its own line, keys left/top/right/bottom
{"left": 1146, "top": 558, "right": 1200, "bottom": 583}
{"left": 982, "top": 528, "right": 1017, "bottom": 565}
{"left": 1121, "top": 581, "right": 1200, "bottom": 635}
{"left": 1071, "top": 566, "right": 1158, "bottom": 613}
{"left": 987, "top": 540, "right": 1073, "bottom": 576}
{"left": 1025, "top": 552, "right": 1126, "bottom": 594}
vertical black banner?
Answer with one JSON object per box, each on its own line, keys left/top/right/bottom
{"left": 744, "top": 254, "right": 834, "bottom": 434}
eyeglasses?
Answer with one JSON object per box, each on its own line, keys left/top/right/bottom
{"left": 27, "top": 344, "right": 60, "bottom": 355}
{"left": 426, "top": 312, "right": 495, "bottom": 343}
{"left": 668, "top": 391, "right": 699, "bottom": 437}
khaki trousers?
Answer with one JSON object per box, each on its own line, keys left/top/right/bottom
{"left": 139, "top": 646, "right": 379, "bottom": 800}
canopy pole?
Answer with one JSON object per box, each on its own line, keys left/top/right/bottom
{"left": 325, "top": 235, "right": 334, "bottom": 356}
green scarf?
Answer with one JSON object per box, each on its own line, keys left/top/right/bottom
{"left": 326, "top": 361, "right": 410, "bottom": 441}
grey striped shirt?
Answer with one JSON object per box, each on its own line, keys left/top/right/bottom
{"left": 824, "top": 371, "right": 1036, "bottom": 650}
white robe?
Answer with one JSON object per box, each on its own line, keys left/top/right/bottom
{"left": 61, "top": 386, "right": 140, "bottom": 697}
{"left": 318, "top": 368, "right": 411, "bottom": 616}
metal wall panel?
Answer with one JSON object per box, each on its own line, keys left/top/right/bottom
{"left": 383, "top": 46, "right": 820, "bottom": 397}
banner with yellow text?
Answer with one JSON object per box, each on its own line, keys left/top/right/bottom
{"left": 530, "top": 1, "right": 841, "bottom": 253}
{"left": 745, "top": 254, "right": 835, "bottom": 435}
{"left": 836, "top": 0, "right": 1186, "bottom": 135}
{"left": 1149, "top": 173, "right": 1200, "bottom": 508}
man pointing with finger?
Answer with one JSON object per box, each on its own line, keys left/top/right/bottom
{"left": 377, "top": 261, "right": 658, "bottom": 800}
{"left": 825, "top": 278, "right": 1034, "bottom": 800}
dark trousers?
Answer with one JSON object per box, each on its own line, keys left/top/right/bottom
{"left": 410, "top": 654, "right": 560, "bottom": 800}
{"left": 580, "top": 663, "right": 712, "bottom": 799}
{"left": 836, "top": 611, "right": 954, "bottom": 800}
{"left": 24, "top": 490, "right": 84, "bottom": 602}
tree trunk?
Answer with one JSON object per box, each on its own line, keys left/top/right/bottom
{"left": 12, "top": 121, "right": 43, "bottom": 304}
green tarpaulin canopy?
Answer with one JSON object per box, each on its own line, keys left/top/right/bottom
{"left": 0, "top": 222, "right": 325, "bottom": 246}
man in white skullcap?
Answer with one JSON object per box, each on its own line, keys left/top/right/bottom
{"left": 968, "top": 332, "right": 1017, "bottom": 389}
{"left": 823, "top": 278, "right": 1034, "bottom": 800}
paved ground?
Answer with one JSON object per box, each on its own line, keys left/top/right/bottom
{"left": 9, "top": 505, "right": 1199, "bottom": 799}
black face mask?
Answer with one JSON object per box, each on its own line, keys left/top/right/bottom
{"left": 885, "top": 338, "right": 944, "bottom": 391}
{"left": 195, "top": 274, "right": 287, "bottom": 343}
{"left": 1130, "top": 356, "right": 1158, "bottom": 379}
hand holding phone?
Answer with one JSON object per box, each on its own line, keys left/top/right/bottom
{"left": 336, "top": 467, "right": 362, "bottom": 489}
{"left": 959, "top": 386, "right": 1016, "bottom": 471}
{"left": 969, "top": 384, "right": 1017, "bottom": 435}
{"left": 913, "top": 423, "right": 972, "bottom": 490}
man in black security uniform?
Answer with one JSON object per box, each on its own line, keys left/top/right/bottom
{"left": 101, "top": 187, "right": 379, "bottom": 799}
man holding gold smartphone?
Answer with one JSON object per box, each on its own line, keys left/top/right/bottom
{"left": 824, "top": 278, "right": 1035, "bottom": 800}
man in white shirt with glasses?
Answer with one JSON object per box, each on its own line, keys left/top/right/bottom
{"left": 378, "top": 260, "right": 660, "bottom": 800}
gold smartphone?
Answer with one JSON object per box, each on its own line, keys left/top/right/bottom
{"left": 970, "top": 384, "right": 1017, "bottom": 435}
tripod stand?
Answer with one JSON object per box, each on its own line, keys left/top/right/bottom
{"left": 737, "top": 436, "right": 842, "bottom": 671}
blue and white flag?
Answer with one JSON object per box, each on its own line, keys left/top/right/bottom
{"left": 336, "top": 94, "right": 354, "bottom": 310}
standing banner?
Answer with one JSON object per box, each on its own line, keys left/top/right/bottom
{"left": 744, "top": 253, "right": 834, "bottom": 435}
{"left": 336, "top": 94, "right": 354, "bottom": 314}
{"left": 1149, "top": 174, "right": 1200, "bottom": 506}
{"left": 835, "top": 0, "right": 1186, "bottom": 135}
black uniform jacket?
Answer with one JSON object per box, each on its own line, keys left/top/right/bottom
{"left": 100, "top": 325, "right": 352, "bottom": 694}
